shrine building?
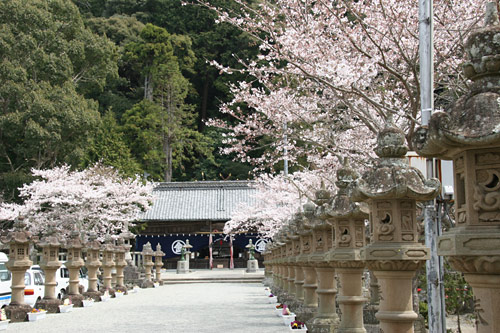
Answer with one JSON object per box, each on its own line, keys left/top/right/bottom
{"left": 135, "top": 181, "right": 267, "bottom": 269}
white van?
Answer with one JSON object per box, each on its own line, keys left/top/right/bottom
{"left": 0, "top": 253, "right": 11, "bottom": 307}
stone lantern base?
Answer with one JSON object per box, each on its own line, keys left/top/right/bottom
{"left": 35, "top": 298, "right": 62, "bottom": 313}
{"left": 103, "top": 287, "right": 116, "bottom": 297}
{"left": 64, "top": 294, "right": 84, "bottom": 307}
{"left": 246, "top": 259, "right": 259, "bottom": 273}
{"left": 176, "top": 260, "right": 189, "bottom": 274}
{"left": 5, "top": 304, "right": 32, "bottom": 322}
{"left": 115, "top": 284, "right": 128, "bottom": 295}
{"left": 83, "top": 290, "right": 102, "bottom": 302}
{"left": 140, "top": 279, "right": 154, "bottom": 288}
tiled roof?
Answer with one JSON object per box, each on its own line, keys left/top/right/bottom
{"left": 142, "top": 181, "right": 256, "bottom": 222}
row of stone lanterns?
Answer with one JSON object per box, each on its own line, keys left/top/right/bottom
{"left": 265, "top": 5, "right": 500, "bottom": 333}
{"left": 0, "top": 219, "right": 162, "bottom": 322}
{"left": 264, "top": 118, "right": 441, "bottom": 333}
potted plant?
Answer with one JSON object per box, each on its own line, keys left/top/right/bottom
{"left": 115, "top": 289, "right": 124, "bottom": 298}
{"left": 82, "top": 297, "right": 94, "bottom": 307}
{"left": 0, "top": 308, "right": 9, "bottom": 330}
{"left": 28, "top": 308, "right": 47, "bottom": 322}
{"left": 58, "top": 298, "right": 74, "bottom": 313}
{"left": 268, "top": 293, "right": 277, "bottom": 304}
{"left": 281, "top": 308, "right": 296, "bottom": 327}
{"left": 289, "top": 320, "right": 307, "bottom": 331}
{"left": 101, "top": 290, "right": 111, "bottom": 302}
{"left": 275, "top": 303, "right": 284, "bottom": 317}
{"left": 131, "top": 285, "right": 140, "bottom": 293}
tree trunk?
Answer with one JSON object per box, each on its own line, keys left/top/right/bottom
{"left": 198, "top": 76, "right": 209, "bottom": 131}
{"left": 144, "top": 73, "right": 153, "bottom": 101}
{"left": 163, "top": 135, "right": 172, "bottom": 182}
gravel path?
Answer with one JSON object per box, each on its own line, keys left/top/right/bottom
{"left": 5, "top": 283, "right": 291, "bottom": 333}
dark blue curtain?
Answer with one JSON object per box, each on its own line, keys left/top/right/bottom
{"left": 136, "top": 233, "right": 270, "bottom": 258}
{"left": 136, "top": 234, "right": 209, "bottom": 258}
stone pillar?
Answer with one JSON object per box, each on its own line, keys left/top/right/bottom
{"left": 102, "top": 238, "right": 116, "bottom": 296}
{"left": 412, "top": 3, "right": 500, "bottom": 332}
{"left": 36, "top": 229, "right": 63, "bottom": 313}
{"left": 115, "top": 238, "right": 128, "bottom": 294}
{"left": 83, "top": 233, "right": 102, "bottom": 301}
{"left": 245, "top": 239, "right": 259, "bottom": 273}
{"left": 121, "top": 223, "right": 140, "bottom": 286}
{"left": 141, "top": 242, "right": 155, "bottom": 288}
{"left": 154, "top": 244, "right": 165, "bottom": 285}
{"left": 263, "top": 244, "right": 273, "bottom": 287}
{"left": 64, "top": 230, "right": 85, "bottom": 307}
{"left": 326, "top": 157, "right": 370, "bottom": 333}
{"left": 309, "top": 187, "right": 339, "bottom": 333}
{"left": 1, "top": 217, "right": 34, "bottom": 322}
{"left": 354, "top": 120, "right": 440, "bottom": 333}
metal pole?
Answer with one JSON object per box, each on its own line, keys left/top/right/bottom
{"left": 419, "top": 0, "right": 446, "bottom": 332}
{"left": 283, "top": 121, "right": 288, "bottom": 176}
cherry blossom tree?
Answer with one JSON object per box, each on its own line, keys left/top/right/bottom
{"left": 0, "top": 164, "right": 154, "bottom": 241}
{"left": 197, "top": 0, "right": 483, "bottom": 236}
{"left": 225, "top": 169, "right": 334, "bottom": 237}
{"left": 199, "top": 0, "right": 482, "bottom": 169}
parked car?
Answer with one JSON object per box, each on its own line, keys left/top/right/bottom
{"left": 0, "top": 253, "right": 11, "bottom": 307}
{"left": 24, "top": 265, "right": 45, "bottom": 307}
{"left": 55, "top": 265, "right": 89, "bottom": 299}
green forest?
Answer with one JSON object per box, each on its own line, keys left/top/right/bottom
{"left": 0, "top": 0, "right": 259, "bottom": 202}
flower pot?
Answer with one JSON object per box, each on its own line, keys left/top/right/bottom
{"left": 0, "top": 320, "right": 9, "bottom": 330}
{"left": 268, "top": 296, "right": 277, "bottom": 304}
{"left": 289, "top": 324, "right": 308, "bottom": 331}
{"left": 275, "top": 308, "right": 283, "bottom": 317}
{"left": 153, "top": 282, "right": 159, "bottom": 288}
{"left": 115, "top": 292, "right": 124, "bottom": 298}
{"left": 101, "top": 295, "right": 110, "bottom": 302}
{"left": 58, "top": 304, "right": 74, "bottom": 313}
{"left": 82, "top": 299, "right": 94, "bottom": 307}
{"left": 28, "top": 311, "right": 47, "bottom": 322}
{"left": 132, "top": 287, "right": 140, "bottom": 293}
{"left": 282, "top": 313, "right": 296, "bottom": 326}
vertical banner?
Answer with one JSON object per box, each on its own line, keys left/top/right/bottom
{"left": 209, "top": 232, "right": 213, "bottom": 270}
{"left": 229, "top": 235, "right": 234, "bottom": 270}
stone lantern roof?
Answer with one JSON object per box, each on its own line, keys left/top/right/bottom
{"left": 38, "top": 226, "right": 62, "bottom": 248}
{"left": 328, "top": 158, "right": 369, "bottom": 219}
{"left": 1, "top": 216, "right": 34, "bottom": 244}
{"left": 353, "top": 120, "right": 440, "bottom": 201}
{"left": 413, "top": 2, "right": 500, "bottom": 159}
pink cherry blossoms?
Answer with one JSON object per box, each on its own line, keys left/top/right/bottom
{"left": 198, "top": 0, "right": 483, "bottom": 236}
{"left": 0, "top": 164, "right": 154, "bottom": 240}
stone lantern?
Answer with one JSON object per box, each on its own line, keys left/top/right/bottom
{"left": 183, "top": 240, "right": 193, "bottom": 271}
{"left": 309, "top": 187, "right": 339, "bottom": 333}
{"left": 353, "top": 120, "right": 440, "bottom": 333}
{"left": 1, "top": 216, "right": 34, "bottom": 322}
{"left": 262, "top": 241, "right": 273, "bottom": 286}
{"left": 270, "top": 233, "right": 286, "bottom": 298}
{"left": 115, "top": 237, "right": 128, "bottom": 294}
{"left": 36, "top": 227, "right": 64, "bottom": 313}
{"left": 64, "top": 230, "right": 85, "bottom": 307}
{"left": 154, "top": 244, "right": 165, "bottom": 285}
{"left": 326, "top": 157, "right": 370, "bottom": 332}
{"left": 83, "top": 232, "right": 102, "bottom": 301}
{"left": 412, "top": 3, "right": 500, "bottom": 331}
{"left": 102, "top": 237, "right": 116, "bottom": 296}
{"left": 280, "top": 226, "right": 293, "bottom": 303}
{"left": 300, "top": 202, "right": 319, "bottom": 324}
{"left": 284, "top": 220, "right": 300, "bottom": 310}
{"left": 121, "top": 221, "right": 135, "bottom": 265}
{"left": 245, "top": 239, "right": 259, "bottom": 273}
{"left": 141, "top": 242, "right": 155, "bottom": 288}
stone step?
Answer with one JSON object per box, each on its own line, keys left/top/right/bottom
{"left": 162, "top": 279, "right": 263, "bottom": 284}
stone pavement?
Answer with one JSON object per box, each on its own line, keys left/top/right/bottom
{"left": 6, "top": 271, "right": 291, "bottom": 332}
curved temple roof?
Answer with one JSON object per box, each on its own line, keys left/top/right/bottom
{"left": 141, "top": 181, "right": 257, "bottom": 222}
